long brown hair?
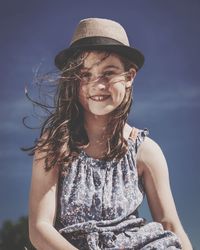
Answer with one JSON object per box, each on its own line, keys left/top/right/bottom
{"left": 23, "top": 49, "right": 137, "bottom": 171}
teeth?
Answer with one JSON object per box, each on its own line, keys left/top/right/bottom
{"left": 90, "top": 95, "right": 109, "bottom": 101}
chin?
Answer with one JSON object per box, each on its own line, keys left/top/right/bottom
{"left": 90, "top": 108, "right": 114, "bottom": 116}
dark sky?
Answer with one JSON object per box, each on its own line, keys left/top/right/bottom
{"left": 0, "top": 0, "right": 199, "bottom": 248}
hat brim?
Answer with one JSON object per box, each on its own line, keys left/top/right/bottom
{"left": 55, "top": 44, "right": 144, "bottom": 71}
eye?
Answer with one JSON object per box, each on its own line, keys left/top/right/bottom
{"left": 80, "top": 72, "right": 91, "bottom": 78}
{"left": 103, "top": 71, "right": 116, "bottom": 77}
{"left": 79, "top": 71, "right": 92, "bottom": 82}
{"left": 102, "top": 71, "right": 118, "bottom": 80}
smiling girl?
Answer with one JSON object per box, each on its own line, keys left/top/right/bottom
{"left": 27, "top": 18, "right": 192, "bottom": 250}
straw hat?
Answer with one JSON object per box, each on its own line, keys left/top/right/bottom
{"left": 55, "top": 18, "right": 144, "bottom": 70}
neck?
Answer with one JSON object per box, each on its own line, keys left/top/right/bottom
{"left": 84, "top": 112, "right": 109, "bottom": 143}
{"left": 82, "top": 112, "right": 131, "bottom": 158}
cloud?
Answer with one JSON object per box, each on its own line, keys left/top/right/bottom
{"left": 0, "top": 95, "right": 45, "bottom": 133}
{"left": 133, "top": 84, "right": 200, "bottom": 118}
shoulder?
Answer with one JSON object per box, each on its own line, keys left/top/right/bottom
{"left": 33, "top": 129, "right": 60, "bottom": 179}
{"left": 137, "top": 136, "right": 163, "bottom": 160}
{"left": 135, "top": 133, "right": 169, "bottom": 177}
{"left": 126, "top": 124, "right": 163, "bottom": 160}
{"left": 137, "top": 138, "right": 169, "bottom": 178}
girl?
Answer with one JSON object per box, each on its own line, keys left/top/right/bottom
{"left": 28, "top": 18, "right": 193, "bottom": 249}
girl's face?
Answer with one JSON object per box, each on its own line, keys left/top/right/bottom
{"left": 78, "top": 51, "right": 135, "bottom": 116}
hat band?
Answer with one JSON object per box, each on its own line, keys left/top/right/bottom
{"left": 70, "top": 37, "right": 125, "bottom": 48}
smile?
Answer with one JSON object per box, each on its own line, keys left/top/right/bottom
{"left": 89, "top": 95, "right": 110, "bottom": 102}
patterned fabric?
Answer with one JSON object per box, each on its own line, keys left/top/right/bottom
{"left": 55, "top": 128, "right": 182, "bottom": 249}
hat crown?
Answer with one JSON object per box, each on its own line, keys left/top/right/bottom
{"left": 55, "top": 17, "right": 144, "bottom": 70}
{"left": 71, "top": 18, "right": 130, "bottom": 46}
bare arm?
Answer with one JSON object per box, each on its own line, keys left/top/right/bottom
{"left": 29, "top": 149, "right": 78, "bottom": 250}
{"left": 136, "top": 136, "right": 193, "bottom": 250}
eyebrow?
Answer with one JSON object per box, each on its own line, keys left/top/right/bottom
{"left": 81, "top": 65, "right": 121, "bottom": 71}
{"left": 103, "top": 65, "right": 121, "bottom": 70}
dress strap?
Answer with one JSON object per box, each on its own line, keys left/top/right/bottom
{"left": 129, "top": 127, "right": 139, "bottom": 142}
{"left": 136, "top": 128, "right": 149, "bottom": 153}
{"left": 129, "top": 127, "right": 150, "bottom": 153}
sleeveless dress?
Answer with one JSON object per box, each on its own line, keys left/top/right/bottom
{"left": 55, "top": 128, "right": 182, "bottom": 250}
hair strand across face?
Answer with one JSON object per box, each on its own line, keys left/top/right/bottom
{"left": 22, "top": 50, "right": 136, "bottom": 171}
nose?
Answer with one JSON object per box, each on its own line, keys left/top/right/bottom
{"left": 96, "top": 82, "right": 107, "bottom": 90}
{"left": 91, "top": 76, "right": 107, "bottom": 90}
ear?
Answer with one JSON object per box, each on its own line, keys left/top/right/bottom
{"left": 125, "top": 68, "right": 137, "bottom": 88}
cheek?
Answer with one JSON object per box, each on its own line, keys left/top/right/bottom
{"left": 110, "top": 82, "right": 126, "bottom": 102}
{"left": 79, "top": 85, "right": 88, "bottom": 104}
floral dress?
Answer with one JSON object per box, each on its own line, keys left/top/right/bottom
{"left": 55, "top": 128, "right": 182, "bottom": 249}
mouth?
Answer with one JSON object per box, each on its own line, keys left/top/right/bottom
{"left": 89, "top": 95, "right": 110, "bottom": 102}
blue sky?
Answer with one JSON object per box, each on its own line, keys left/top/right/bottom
{"left": 0, "top": 0, "right": 199, "bottom": 248}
